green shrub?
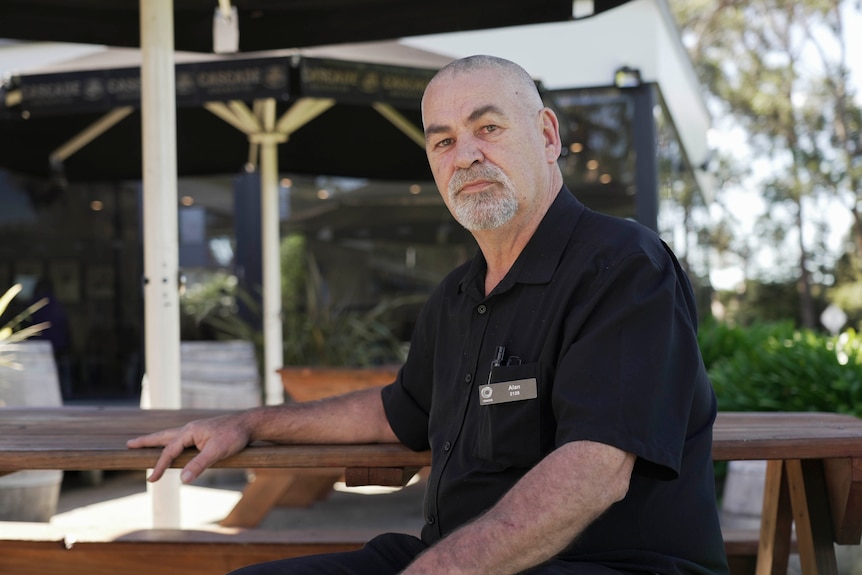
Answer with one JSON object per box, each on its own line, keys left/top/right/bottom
{"left": 698, "top": 320, "right": 862, "bottom": 417}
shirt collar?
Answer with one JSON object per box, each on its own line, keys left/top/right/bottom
{"left": 459, "top": 186, "right": 585, "bottom": 300}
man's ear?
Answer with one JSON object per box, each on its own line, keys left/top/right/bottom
{"left": 540, "top": 108, "right": 562, "bottom": 163}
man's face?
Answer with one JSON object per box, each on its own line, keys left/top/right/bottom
{"left": 421, "top": 69, "right": 548, "bottom": 232}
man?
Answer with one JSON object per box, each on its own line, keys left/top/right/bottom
{"left": 129, "top": 55, "right": 728, "bottom": 575}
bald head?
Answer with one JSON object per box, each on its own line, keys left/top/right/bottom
{"left": 423, "top": 55, "right": 544, "bottom": 117}
{"left": 419, "top": 54, "right": 563, "bottom": 237}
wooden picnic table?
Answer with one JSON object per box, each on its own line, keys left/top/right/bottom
{"left": 1, "top": 407, "right": 862, "bottom": 575}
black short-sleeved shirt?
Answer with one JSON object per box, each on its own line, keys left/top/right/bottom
{"left": 382, "top": 188, "right": 728, "bottom": 575}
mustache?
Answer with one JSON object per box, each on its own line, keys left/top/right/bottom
{"left": 448, "top": 164, "right": 506, "bottom": 195}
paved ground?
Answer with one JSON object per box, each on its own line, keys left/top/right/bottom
{"left": 54, "top": 468, "right": 426, "bottom": 533}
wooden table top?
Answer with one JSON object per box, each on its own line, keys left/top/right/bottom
{"left": 2, "top": 407, "right": 862, "bottom": 473}
{"left": 712, "top": 411, "right": 862, "bottom": 460}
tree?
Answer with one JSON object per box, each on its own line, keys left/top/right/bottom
{"left": 671, "top": 0, "right": 862, "bottom": 328}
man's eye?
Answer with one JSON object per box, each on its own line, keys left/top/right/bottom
{"left": 434, "top": 138, "right": 454, "bottom": 149}
{"left": 481, "top": 125, "right": 499, "bottom": 135}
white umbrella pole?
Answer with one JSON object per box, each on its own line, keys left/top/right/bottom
{"left": 140, "top": 0, "right": 182, "bottom": 528}
{"left": 258, "top": 103, "right": 285, "bottom": 406}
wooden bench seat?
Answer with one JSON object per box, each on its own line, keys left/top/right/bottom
{"left": 723, "top": 528, "right": 766, "bottom": 575}
{"left": 0, "top": 522, "right": 385, "bottom": 575}
{"left": 722, "top": 527, "right": 799, "bottom": 575}
{"left": 0, "top": 521, "right": 786, "bottom": 575}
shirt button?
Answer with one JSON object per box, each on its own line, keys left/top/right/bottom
{"left": 427, "top": 515, "right": 436, "bottom": 525}
{"left": 443, "top": 441, "right": 452, "bottom": 451}
{"left": 464, "top": 373, "right": 472, "bottom": 384}
{"left": 477, "top": 304, "right": 487, "bottom": 314}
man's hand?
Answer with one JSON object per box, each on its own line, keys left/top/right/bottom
{"left": 127, "top": 388, "right": 396, "bottom": 484}
{"left": 126, "top": 412, "right": 252, "bottom": 484}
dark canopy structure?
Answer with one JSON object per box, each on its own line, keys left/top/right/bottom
{"left": 0, "top": 0, "right": 633, "bottom": 53}
{"left": 0, "top": 53, "right": 436, "bottom": 182}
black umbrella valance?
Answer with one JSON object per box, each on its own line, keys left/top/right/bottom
{"left": 0, "top": 55, "right": 438, "bottom": 182}
{"left": 3, "top": 56, "right": 436, "bottom": 117}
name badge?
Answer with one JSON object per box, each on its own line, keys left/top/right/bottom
{"left": 479, "top": 377, "right": 538, "bottom": 405}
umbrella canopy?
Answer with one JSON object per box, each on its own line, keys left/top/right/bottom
{"left": 0, "top": 52, "right": 437, "bottom": 182}
{"left": 0, "top": 103, "right": 431, "bottom": 182}
{"left": 0, "top": 0, "right": 633, "bottom": 53}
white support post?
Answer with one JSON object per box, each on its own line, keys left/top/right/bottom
{"left": 255, "top": 99, "right": 286, "bottom": 405}
{"left": 140, "top": 0, "right": 182, "bottom": 528}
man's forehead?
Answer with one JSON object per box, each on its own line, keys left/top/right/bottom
{"left": 423, "top": 100, "right": 511, "bottom": 135}
{"left": 423, "top": 75, "right": 515, "bottom": 127}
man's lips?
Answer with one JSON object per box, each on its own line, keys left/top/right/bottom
{"left": 455, "top": 180, "right": 495, "bottom": 194}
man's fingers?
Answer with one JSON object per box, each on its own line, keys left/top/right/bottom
{"left": 146, "top": 437, "right": 190, "bottom": 482}
{"left": 147, "top": 439, "right": 230, "bottom": 484}
{"left": 127, "top": 428, "right": 179, "bottom": 448}
{"left": 179, "top": 451, "right": 219, "bottom": 484}
{"left": 126, "top": 417, "right": 246, "bottom": 484}
{"left": 127, "top": 429, "right": 184, "bottom": 482}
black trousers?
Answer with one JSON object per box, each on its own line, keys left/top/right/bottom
{"left": 226, "top": 532, "right": 636, "bottom": 575}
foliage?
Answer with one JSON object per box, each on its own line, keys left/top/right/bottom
{"left": 698, "top": 319, "right": 862, "bottom": 417}
{"left": 671, "top": 0, "right": 862, "bottom": 328}
{"left": 279, "top": 234, "right": 423, "bottom": 367}
{"left": 826, "top": 245, "right": 862, "bottom": 329}
{"left": 0, "top": 284, "right": 49, "bottom": 370}
{"left": 829, "top": 281, "right": 862, "bottom": 330}
{"left": 180, "top": 272, "right": 256, "bottom": 341}
{"left": 713, "top": 279, "right": 804, "bottom": 327}
{"left": 179, "top": 234, "right": 424, "bottom": 368}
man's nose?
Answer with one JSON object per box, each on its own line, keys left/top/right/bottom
{"left": 454, "top": 138, "right": 484, "bottom": 169}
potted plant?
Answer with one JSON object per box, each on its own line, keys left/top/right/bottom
{"left": 0, "top": 283, "right": 49, "bottom": 371}
{"left": 0, "top": 283, "right": 65, "bottom": 521}
{"left": 186, "top": 235, "right": 422, "bottom": 403}
{"left": 276, "top": 234, "right": 421, "bottom": 401}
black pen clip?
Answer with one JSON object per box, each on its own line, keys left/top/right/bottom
{"left": 492, "top": 346, "right": 506, "bottom": 367}
{"left": 487, "top": 346, "right": 505, "bottom": 385}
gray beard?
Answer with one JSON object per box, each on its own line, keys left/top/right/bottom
{"left": 447, "top": 166, "right": 518, "bottom": 231}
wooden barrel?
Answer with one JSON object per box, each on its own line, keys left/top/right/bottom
{"left": 180, "top": 340, "right": 262, "bottom": 410}
{"left": 0, "top": 340, "right": 64, "bottom": 521}
{"left": 719, "top": 460, "right": 766, "bottom": 530}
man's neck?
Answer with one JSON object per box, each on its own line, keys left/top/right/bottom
{"left": 474, "top": 182, "right": 561, "bottom": 296}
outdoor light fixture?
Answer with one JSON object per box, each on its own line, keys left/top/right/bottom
{"left": 213, "top": 2, "right": 239, "bottom": 54}
{"left": 614, "top": 66, "right": 642, "bottom": 88}
{"left": 572, "top": 0, "right": 595, "bottom": 18}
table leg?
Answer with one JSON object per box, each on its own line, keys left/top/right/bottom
{"left": 785, "top": 459, "right": 839, "bottom": 575}
{"left": 220, "top": 469, "right": 342, "bottom": 528}
{"left": 344, "top": 467, "right": 422, "bottom": 487}
{"left": 274, "top": 470, "right": 345, "bottom": 507}
{"left": 823, "top": 457, "right": 862, "bottom": 544}
{"left": 756, "top": 459, "right": 793, "bottom": 575}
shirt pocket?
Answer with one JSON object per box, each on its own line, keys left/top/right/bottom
{"left": 472, "top": 362, "right": 541, "bottom": 468}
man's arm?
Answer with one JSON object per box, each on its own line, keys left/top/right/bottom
{"left": 127, "top": 386, "right": 398, "bottom": 483}
{"left": 403, "top": 440, "right": 635, "bottom": 575}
